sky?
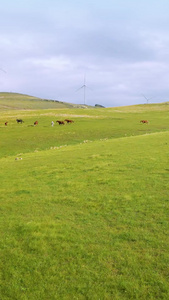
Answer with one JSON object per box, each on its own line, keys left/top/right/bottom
{"left": 1, "top": 0, "right": 169, "bottom": 107}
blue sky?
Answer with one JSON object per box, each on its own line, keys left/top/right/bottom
{"left": 1, "top": 0, "right": 169, "bottom": 107}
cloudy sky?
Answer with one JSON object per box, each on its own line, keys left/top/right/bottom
{"left": 1, "top": 0, "right": 169, "bottom": 107}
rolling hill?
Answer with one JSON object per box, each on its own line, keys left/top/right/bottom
{"left": 0, "top": 92, "right": 93, "bottom": 110}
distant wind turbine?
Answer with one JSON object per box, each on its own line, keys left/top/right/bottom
{"left": 76, "top": 76, "right": 91, "bottom": 105}
{"left": 141, "top": 94, "right": 154, "bottom": 104}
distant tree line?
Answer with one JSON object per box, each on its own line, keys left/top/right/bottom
{"left": 95, "top": 104, "right": 105, "bottom": 108}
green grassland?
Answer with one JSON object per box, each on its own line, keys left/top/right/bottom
{"left": 0, "top": 92, "right": 91, "bottom": 110}
{"left": 0, "top": 95, "right": 169, "bottom": 299}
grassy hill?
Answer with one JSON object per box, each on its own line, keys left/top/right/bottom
{"left": 0, "top": 100, "right": 169, "bottom": 299}
{"left": 0, "top": 92, "right": 92, "bottom": 110}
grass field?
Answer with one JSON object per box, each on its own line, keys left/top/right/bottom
{"left": 0, "top": 92, "right": 91, "bottom": 110}
{"left": 0, "top": 95, "right": 169, "bottom": 299}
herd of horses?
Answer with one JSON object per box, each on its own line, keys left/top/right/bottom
{"left": 5, "top": 118, "right": 148, "bottom": 126}
{"left": 4, "top": 119, "right": 74, "bottom": 126}
{"left": 5, "top": 119, "right": 148, "bottom": 126}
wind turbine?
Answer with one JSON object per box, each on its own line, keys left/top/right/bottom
{"left": 141, "top": 94, "right": 154, "bottom": 104}
{"left": 76, "top": 75, "right": 90, "bottom": 105}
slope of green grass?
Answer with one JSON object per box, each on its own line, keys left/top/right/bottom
{"left": 0, "top": 131, "right": 169, "bottom": 299}
{"left": 0, "top": 92, "right": 92, "bottom": 110}
{"left": 0, "top": 102, "right": 169, "bottom": 299}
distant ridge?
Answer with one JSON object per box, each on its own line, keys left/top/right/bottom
{"left": 0, "top": 92, "right": 94, "bottom": 110}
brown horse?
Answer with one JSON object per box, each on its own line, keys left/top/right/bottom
{"left": 64, "top": 119, "right": 74, "bottom": 124}
{"left": 140, "top": 120, "right": 148, "bottom": 124}
{"left": 56, "top": 120, "right": 65, "bottom": 125}
{"left": 5, "top": 122, "right": 8, "bottom": 126}
{"left": 34, "top": 121, "right": 38, "bottom": 126}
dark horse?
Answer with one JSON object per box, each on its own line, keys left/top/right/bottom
{"left": 140, "top": 120, "right": 148, "bottom": 124}
{"left": 5, "top": 122, "right": 8, "bottom": 126}
{"left": 64, "top": 119, "right": 74, "bottom": 124}
{"left": 34, "top": 121, "right": 38, "bottom": 126}
{"left": 16, "top": 119, "right": 24, "bottom": 124}
{"left": 56, "top": 120, "right": 65, "bottom": 125}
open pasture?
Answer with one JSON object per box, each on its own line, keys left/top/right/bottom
{"left": 0, "top": 102, "right": 169, "bottom": 299}
{"left": 1, "top": 103, "right": 169, "bottom": 159}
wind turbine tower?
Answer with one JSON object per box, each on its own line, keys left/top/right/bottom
{"left": 77, "top": 76, "right": 89, "bottom": 105}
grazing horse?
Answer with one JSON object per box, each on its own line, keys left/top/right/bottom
{"left": 64, "top": 119, "right": 74, "bottom": 124}
{"left": 16, "top": 119, "right": 24, "bottom": 124}
{"left": 5, "top": 122, "right": 8, "bottom": 126}
{"left": 140, "top": 120, "right": 148, "bottom": 124}
{"left": 56, "top": 120, "right": 65, "bottom": 125}
{"left": 34, "top": 121, "right": 38, "bottom": 126}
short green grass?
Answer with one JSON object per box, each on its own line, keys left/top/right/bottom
{"left": 0, "top": 92, "right": 91, "bottom": 110}
{"left": 1, "top": 102, "right": 169, "bottom": 159}
{"left": 0, "top": 100, "right": 169, "bottom": 299}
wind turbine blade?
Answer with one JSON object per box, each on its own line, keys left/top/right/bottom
{"left": 75, "top": 85, "right": 85, "bottom": 92}
{"left": 141, "top": 94, "right": 148, "bottom": 100}
{"left": 86, "top": 85, "right": 92, "bottom": 91}
{"left": 0, "top": 68, "right": 6, "bottom": 73}
{"left": 148, "top": 96, "right": 154, "bottom": 100}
